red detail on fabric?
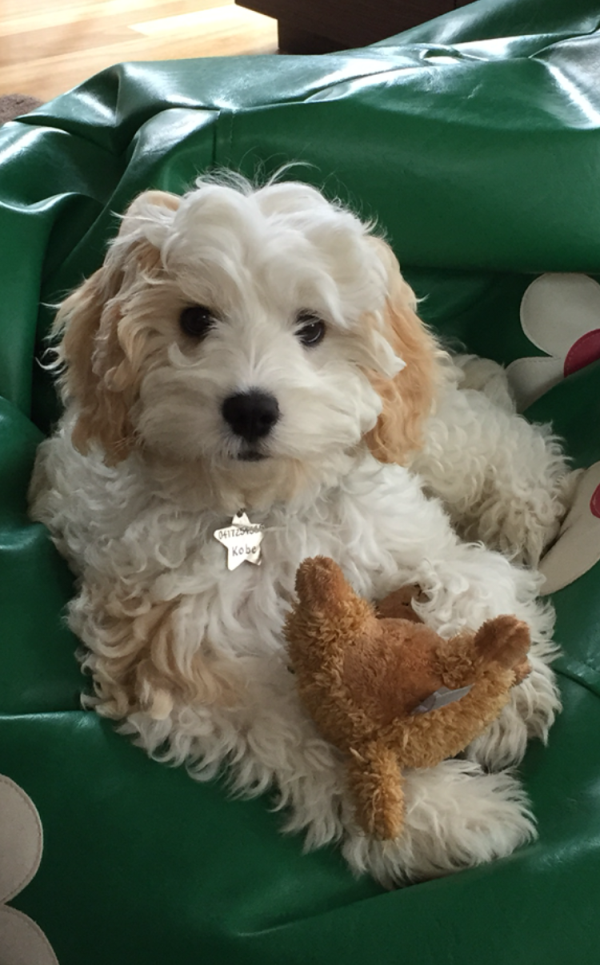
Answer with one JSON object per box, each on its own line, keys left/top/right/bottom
{"left": 564, "top": 330, "right": 600, "bottom": 377}
{"left": 591, "top": 484, "right": 600, "bottom": 520}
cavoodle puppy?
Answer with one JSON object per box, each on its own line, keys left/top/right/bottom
{"left": 29, "top": 174, "right": 570, "bottom": 886}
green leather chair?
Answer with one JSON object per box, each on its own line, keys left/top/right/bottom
{"left": 1, "top": 0, "right": 599, "bottom": 961}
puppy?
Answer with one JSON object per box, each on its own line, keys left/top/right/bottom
{"left": 29, "top": 174, "right": 567, "bottom": 886}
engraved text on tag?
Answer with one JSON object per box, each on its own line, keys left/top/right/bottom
{"left": 214, "top": 511, "right": 264, "bottom": 571}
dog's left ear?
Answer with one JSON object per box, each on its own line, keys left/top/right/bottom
{"left": 364, "top": 238, "right": 443, "bottom": 465}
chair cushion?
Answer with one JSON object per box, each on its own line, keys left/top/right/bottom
{"left": 1, "top": 0, "right": 599, "bottom": 961}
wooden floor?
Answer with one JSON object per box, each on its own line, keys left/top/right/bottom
{"left": 0, "top": 0, "right": 279, "bottom": 100}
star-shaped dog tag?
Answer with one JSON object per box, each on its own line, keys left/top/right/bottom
{"left": 214, "top": 511, "right": 264, "bottom": 571}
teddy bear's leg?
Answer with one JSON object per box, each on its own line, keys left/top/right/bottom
{"left": 473, "top": 615, "right": 531, "bottom": 671}
{"left": 464, "top": 647, "right": 560, "bottom": 770}
{"left": 434, "top": 616, "right": 530, "bottom": 693}
{"left": 406, "top": 529, "right": 560, "bottom": 771}
{"left": 346, "top": 742, "right": 405, "bottom": 840}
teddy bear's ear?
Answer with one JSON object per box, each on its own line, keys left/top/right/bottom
{"left": 363, "top": 238, "right": 445, "bottom": 464}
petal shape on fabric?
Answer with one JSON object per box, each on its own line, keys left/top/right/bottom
{"left": 0, "top": 906, "right": 59, "bottom": 965}
{"left": 520, "top": 273, "right": 600, "bottom": 359}
{"left": 0, "top": 776, "right": 43, "bottom": 904}
{"left": 540, "top": 462, "right": 600, "bottom": 595}
{"left": 505, "top": 355, "right": 564, "bottom": 411}
{"left": 563, "top": 328, "right": 600, "bottom": 377}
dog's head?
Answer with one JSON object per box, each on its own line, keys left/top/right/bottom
{"left": 54, "top": 176, "right": 442, "bottom": 508}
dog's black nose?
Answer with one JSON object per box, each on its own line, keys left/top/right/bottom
{"left": 221, "top": 391, "right": 280, "bottom": 443}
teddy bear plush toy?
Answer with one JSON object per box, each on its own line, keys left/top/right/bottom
{"left": 284, "top": 557, "right": 532, "bottom": 840}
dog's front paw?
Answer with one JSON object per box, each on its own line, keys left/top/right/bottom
{"left": 465, "top": 654, "right": 561, "bottom": 770}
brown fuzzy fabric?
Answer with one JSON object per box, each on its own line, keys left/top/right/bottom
{"left": 285, "top": 556, "right": 531, "bottom": 840}
{"left": 0, "top": 94, "right": 43, "bottom": 126}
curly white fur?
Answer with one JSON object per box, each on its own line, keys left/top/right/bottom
{"left": 414, "top": 354, "right": 574, "bottom": 569}
{"left": 29, "top": 175, "right": 569, "bottom": 886}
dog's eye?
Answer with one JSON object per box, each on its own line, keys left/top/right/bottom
{"left": 179, "top": 305, "right": 216, "bottom": 340}
{"left": 295, "top": 312, "right": 326, "bottom": 348}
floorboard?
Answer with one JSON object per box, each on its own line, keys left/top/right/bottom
{"left": 1, "top": 0, "right": 278, "bottom": 99}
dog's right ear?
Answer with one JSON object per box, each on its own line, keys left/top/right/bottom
{"left": 53, "top": 190, "right": 181, "bottom": 465}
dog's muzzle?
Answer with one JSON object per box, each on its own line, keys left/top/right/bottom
{"left": 221, "top": 390, "right": 280, "bottom": 457}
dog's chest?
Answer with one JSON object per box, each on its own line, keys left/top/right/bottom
{"left": 115, "top": 459, "right": 429, "bottom": 655}
{"left": 195, "top": 492, "right": 407, "bottom": 652}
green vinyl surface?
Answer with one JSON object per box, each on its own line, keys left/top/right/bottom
{"left": 1, "top": 0, "right": 600, "bottom": 961}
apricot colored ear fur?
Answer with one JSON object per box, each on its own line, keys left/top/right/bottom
{"left": 54, "top": 190, "right": 181, "bottom": 465}
{"left": 364, "top": 238, "right": 442, "bottom": 464}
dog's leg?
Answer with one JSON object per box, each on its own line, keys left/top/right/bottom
{"left": 412, "top": 367, "right": 573, "bottom": 567}
{"left": 211, "top": 683, "right": 536, "bottom": 884}
{"left": 452, "top": 354, "right": 516, "bottom": 411}
{"left": 181, "top": 673, "right": 535, "bottom": 885}
{"left": 342, "top": 759, "right": 535, "bottom": 887}
{"left": 76, "top": 582, "right": 536, "bottom": 883}
{"left": 407, "top": 363, "right": 568, "bottom": 766}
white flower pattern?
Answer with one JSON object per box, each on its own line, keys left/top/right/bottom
{"left": 506, "top": 273, "right": 600, "bottom": 594}
{"left": 0, "top": 775, "right": 58, "bottom": 965}
{"left": 507, "top": 273, "right": 600, "bottom": 411}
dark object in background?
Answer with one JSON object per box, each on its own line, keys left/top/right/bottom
{"left": 235, "top": 0, "right": 473, "bottom": 52}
